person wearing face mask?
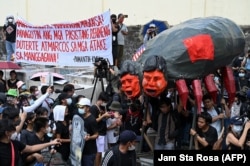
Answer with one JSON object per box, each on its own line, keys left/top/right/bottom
{"left": 232, "top": 53, "right": 245, "bottom": 80}
{"left": 236, "top": 67, "right": 250, "bottom": 91}
{"left": 2, "top": 15, "right": 16, "bottom": 62}
{"left": 0, "top": 119, "right": 61, "bottom": 166}
{"left": 225, "top": 116, "right": 250, "bottom": 150}
{"left": 51, "top": 92, "right": 72, "bottom": 121}
{"left": 2, "top": 107, "right": 27, "bottom": 141}
{"left": 101, "top": 130, "right": 140, "bottom": 166}
{"left": 77, "top": 97, "right": 99, "bottom": 166}
{"left": 53, "top": 84, "right": 77, "bottom": 120}
{"left": 16, "top": 80, "right": 29, "bottom": 96}
{"left": 53, "top": 105, "right": 71, "bottom": 163}
{"left": 22, "top": 117, "right": 60, "bottom": 165}
{"left": 90, "top": 91, "right": 110, "bottom": 166}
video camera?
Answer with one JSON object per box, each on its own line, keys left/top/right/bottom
{"left": 93, "top": 57, "right": 110, "bottom": 78}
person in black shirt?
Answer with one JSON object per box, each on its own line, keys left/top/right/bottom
{"left": 77, "top": 97, "right": 99, "bottom": 166}
{"left": 23, "top": 117, "right": 56, "bottom": 165}
{"left": 101, "top": 130, "right": 140, "bottom": 166}
{"left": 0, "top": 70, "right": 7, "bottom": 93}
{"left": 110, "top": 14, "right": 119, "bottom": 66}
{"left": 0, "top": 119, "right": 60, "bottom": 166}
{"left": 53, "top": 105, "right": 71, "bottom": 162}
{"left": 7, "top": 70, "right": 19, "bottom": 90}
{"left": 90, "top": 91, "right": 110, "bottom": 166}
{"left": 190, "top": 112, "right": 218, "bottom": 150}
{"left": 2, "top": 15, "right": 16, "bottom": 62}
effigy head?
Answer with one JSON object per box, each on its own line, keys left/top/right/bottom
{"left": 120, "top": 60, "right": 142, "bottom": 99}
{"left": 142, "top": 55, "right": 168, "bottom": 97}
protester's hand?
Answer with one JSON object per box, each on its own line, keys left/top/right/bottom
{"left": 51, "top": 138, "right": 61, "bottom": 146}
{"left": 102, "top": 112, "right": 111, "bottom": 118}
{"left": 20, "top": 111, "right": 27, "bottom": 122}
{"left": 50, "top": 148, "right": 57, "bottom": 154}
{"left": 218, "top": 113, "right": 225, "bottom": 119}
{"left": 245, "top": 121, "right": 250, "bottom": 129}
{"left": 220, "top": 98, "right": 228, "bottom": 107}
{"left": 116, "top": 118, "right": 122, "bottom": 126}
{"left": 33, "top": 153, "right": 44, "bottom": 163}
{"left": 190, "top": 128, "right": 196, "bottom": 136}
{"left": 84, "top": 134, "right": 91, "bottom": 141}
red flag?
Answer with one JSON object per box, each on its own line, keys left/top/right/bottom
{"left": 192, "top": 79, "right": 203, "bottom": 114}
{"left": 176, "top": 79, "right": 189, "bottom": 111}
{"left": 204, "top": 74, "right": 218, "bottom": 104}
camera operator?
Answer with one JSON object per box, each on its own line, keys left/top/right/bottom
{"left": 111, "top": 14, "right": 119, "bottom": 66}
{"left": 143, "top": 23, "right": 157, "bottom": 45}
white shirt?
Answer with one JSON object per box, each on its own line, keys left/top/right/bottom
{"left": 117, "top": 23, "right": 128, "bottom": 45}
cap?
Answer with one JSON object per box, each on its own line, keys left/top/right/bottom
{"left": 149, "top": 23, "right": 156, "bottom": 28}
{"left": 230, "top": 116, "right": 243, "bottom": 125}
{"left": 77, "top": 98, "right": 91, "bottom": 106}
{"left": 109, "top": 101, "right": 122, "bottom": 111}
{"left": 111, "top": 14, "right": 117, "bottom": 19}
{"left": 119, "top": 130, "right": 141, "bottom": 144}
{"left": 16, "top": 81, "right": 25, "bottom": 89}
{"left": 7, "top": 89, "right": 18, "bottom": 97}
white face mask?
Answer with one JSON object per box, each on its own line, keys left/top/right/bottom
{"left": 78, "top": 108, "right": 85, "bottom": 114}
{"left": 232, "top": 125, "right": 243, "bottom": 135}
{"left": 29, "top": 99, "right": 34, "bottom": 105}
{"left": 128, "top": 144, "right": 136, "bottom": 151}
{"left": 66, "top": 98, "right": 72, "bottom": 105}
{"left": 46, "top": 127, "right": 51, "bottom": 133}
{"left": 238, "top": 73, "right": 245, "bottom": 77}
{"left": 8, "top": 18, "right": 13, "bottom": 23}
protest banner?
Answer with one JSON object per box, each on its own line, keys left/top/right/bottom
{"left": 15, "top": 11, "right": 112, "bottom": 66}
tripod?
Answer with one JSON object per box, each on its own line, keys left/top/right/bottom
{"left": 90, "top": 68, "right": 106, "bottom": 102}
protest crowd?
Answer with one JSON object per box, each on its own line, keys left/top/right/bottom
{"left": 0, "top": 11, "right": 250, "bottom": 166}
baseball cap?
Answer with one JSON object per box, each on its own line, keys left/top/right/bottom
{"left": 119, "top": 130, "right": 141, "bottom": 144}
{"left": 77, "top": 98, "right": 91, "bottom": 106}
{"left": 149, "top": 23, "right": 156, "bottom": 28}
{"left": 16, "top": 81, "right": 25, "bottom": 89}
{"left": 7, "top": 89, "right": 18, "bottom": 97}
{"left": 230, "top": 116, "right": 243, "bottom": 125}
{"left": 111, "top": 14, "right": 117, "bottom": 19}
